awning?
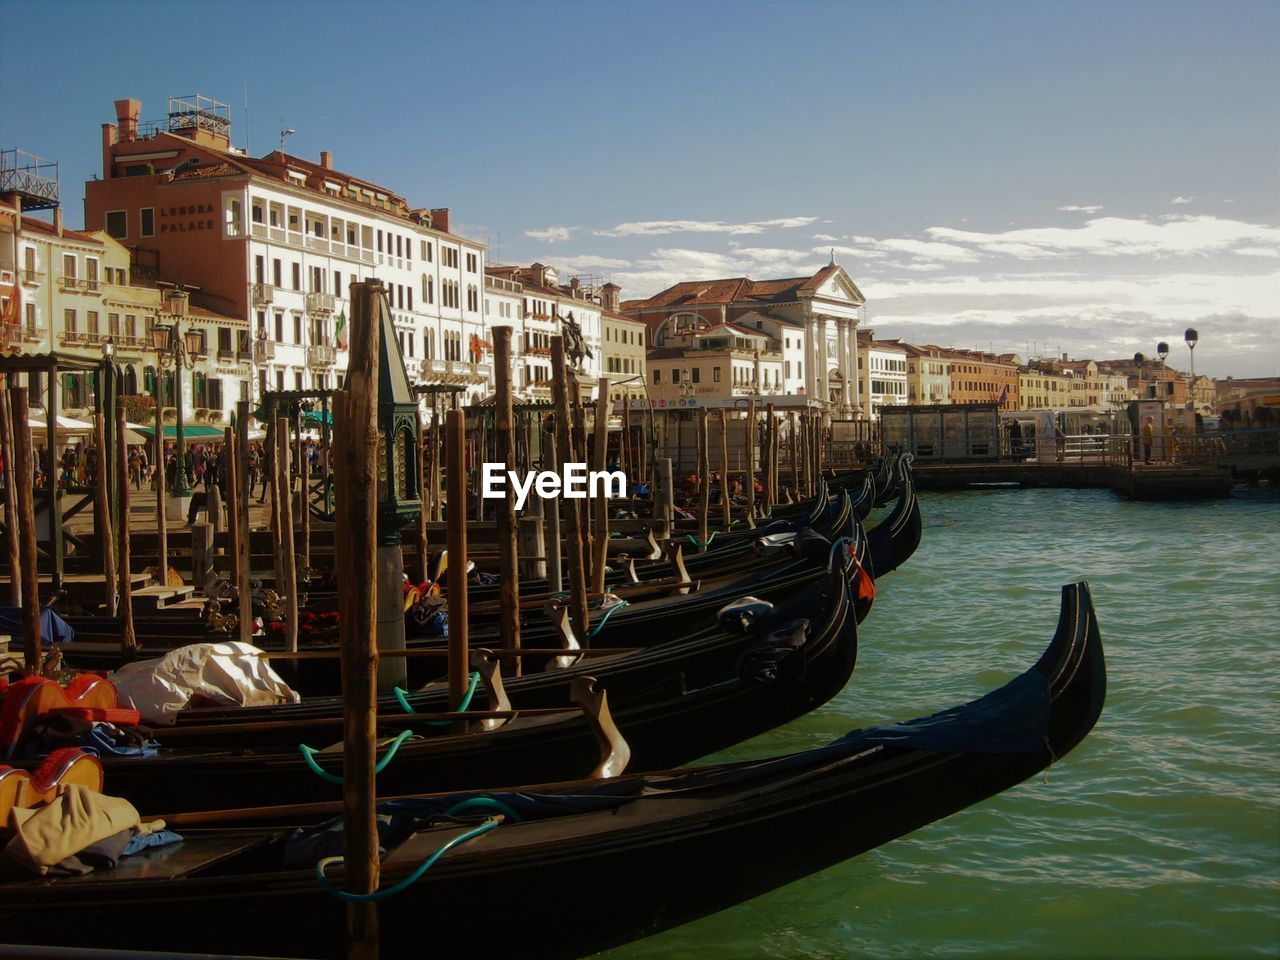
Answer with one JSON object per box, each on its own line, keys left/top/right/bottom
{"left": 28, "top": 414, "right": 95, "bottom": 437}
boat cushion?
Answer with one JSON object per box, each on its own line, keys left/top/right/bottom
{"left": 791, "top": 528, "right": 831, "bottom": 565}
{"left": 716, "top": 597, "right": 775, "bottom": 635}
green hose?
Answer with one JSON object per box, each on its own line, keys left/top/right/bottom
{"left": 298, "top": 729, "right": 414, "bottom": 785}
{"left": 315, "top": 797, "right": 524, "bottom": 901}
{"left": 393, "top": 671, "right": 480, "bottom": 724}
{"left": 586, "top": 599, "right": 630, "bottom": 640}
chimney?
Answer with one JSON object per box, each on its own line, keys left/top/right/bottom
{"left": 601, "top": 282, "right": 621, "bottom": 312}
{"left": 54, "top": 207, "right": 63, "bottom": 237}
{"left": 320, "top": 150, "right": 333, "bottom": 170}
{"left": 429, "top": 208, "right": 450, "bottom": 233}
{"left": 114, "top": 99, "right": 140, "bottom": 142}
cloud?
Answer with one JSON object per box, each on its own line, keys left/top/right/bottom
{"left": 551, "top": 255, "right": 633, "bottom": 274}
{"left": 812, "top": 233, "right": 840, "bottom": 242}
{"left": 1056, "top": 204, "right": 1104, "bottom": 213}
{"left": 595, "top": 216, "right": 818, "bottom": 238}
{"left": 926, "top": 215, "right": 1280, "bottom": 260}
{"left": 1170, "top": 196, "right": 1195, "bottom": 205}
{"left": 1235, "top": 246, "right": 1279, "bottom": 258}
{"left": 525, "top": 225, "right": 575, "bottom": 242}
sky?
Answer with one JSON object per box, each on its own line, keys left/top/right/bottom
{"left": 2, "top": 0, "right": 1276, "bottom": 378}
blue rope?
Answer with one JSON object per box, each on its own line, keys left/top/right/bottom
{"left": 315, "top": 798, "right": 524, "bottom": 901}
{"left": 686, "top": 530, "right": 718, "bottom": 549}
{"left": 393, "top": 671, "right": 480, "bottom": 725}
{"left": 298, "top": 729, "right": 414, "bottom": 785}
{"left": 586, "top": 599, "right": 630, "bottom": 641}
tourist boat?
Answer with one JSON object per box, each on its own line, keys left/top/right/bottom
{"left": 0, "top": 582, "right": 1104, "bottom": 959}
{"left": 4, "top": 536, "right": 864, "bottom": 814}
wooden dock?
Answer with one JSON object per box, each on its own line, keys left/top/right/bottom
{"left": 910, "top": 460, "right": 1234, "bottom": 499}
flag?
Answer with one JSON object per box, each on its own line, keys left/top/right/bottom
{"left": 1, "top": 282, "right": 19, "bottom": 327}
{"left": 335, "top": 312, "right": 348, "bottom": 350}
{"left": 997, "top": 384, "right": 1009, "bottom": 404}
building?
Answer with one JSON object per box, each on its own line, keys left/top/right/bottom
{"left": 600, "top": 284, "right": 647, "bottom": 404}
{"left": 82, "top": 95, "right": 491, "bottom": 413}
{"left": 1018, "top": 365, "right": 1074, "bottom": 411}
{"left": 646, "top": 320, "right": 783, "bottom": 405}
{"left": 945, "top": 348, "right": 1019, "bottom": 410}
{"left": 622, "top": 260, "right": 864, "bottom": 415}
{"left": 856, "top": 333, "right": 909, "bottom": 418}
{"left": 1, "top": 194, "right": 239, "bottom": 424}
{"left": 484, "top": 262, "right": 604, "bottom": 401}
{"left": 901, "top": 343, "right": 952, "bottom": 406}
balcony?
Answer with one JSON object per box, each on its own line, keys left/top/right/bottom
{"left": 57, "top": 276, "right": 101, "bottom": 293}
{"left": 308, "top": 343, "right": 337, "bottom": 367}
{"left": 251, "top": 283, "right": 274, "bottom": 307}
{"left": 22, "top": 269, "right": 44, "bottom": 286}
{"left": 217, "top": 348, "right": 236, "bottom": 362}
{"left": 306, "top": 291, "right": 335, "bottom": 315}
{"left": 253, "top": 340, "right": 275, "bottom": 362}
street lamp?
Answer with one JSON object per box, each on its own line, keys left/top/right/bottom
{"left": 1133, "top": 352, "right": 1146, "bottom": 400}
{"left": 151, "top": 288, "right": 202, "bottom": 505}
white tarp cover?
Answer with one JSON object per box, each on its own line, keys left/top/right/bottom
{"left": 110, "top": 641, "right": 301, "bottom": 724}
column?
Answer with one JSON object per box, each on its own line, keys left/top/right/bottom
{"left": 804, "top": 314, "right": 817, "bottom": 400}
{"left": 818, "top": 316, "right": 830, "bottom": 411}
{"left": 849, "top": 321, "right": 861, "bottom": 415}
{"left": 837, "top": 319, "right": 850, "bottom": 413}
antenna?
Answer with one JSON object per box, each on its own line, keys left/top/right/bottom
{"left": 279, "top": 117, "right": 295, "bottom": 152}
{"left": 493, "top": 229, "right": 502, "bottom": 264}
{"left": 243, "top": 81, "right": 249, "bottom": 155}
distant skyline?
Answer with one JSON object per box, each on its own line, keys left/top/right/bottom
{"left": 2, "top": 0, "right": 1276, "bottom": 377}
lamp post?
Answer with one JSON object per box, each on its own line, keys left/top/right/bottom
{"left": 1185, "top": 328, "right": 1198, "bottom": 418}
{"left": 151, "top": 288, "right": 201, "bottom": 517}
{"left": 1133, "top": 352, "right": 1146, "bottom": 400}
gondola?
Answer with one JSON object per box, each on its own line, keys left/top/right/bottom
{"left": 0, "top": 582, "right": 1104, "bottom": 960}
{"left": 56, "top": 487, "right": 864, "bottom": 691}
{"left": 3, "top": 537, "right": 864, "bottom": 814}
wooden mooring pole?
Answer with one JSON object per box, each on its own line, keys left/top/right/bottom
{"left": 10, "top": 389, "right": 41, "bottom": 672}
{"left": 744, "top": 399, "right": 757, "bottom": 526}
{"left": 0, "top": 390, "right": 22, "bottom": 607}
{"left": 551, "top": 338, "right": 589, "bottom": 639}
{"left": 335, "top": 285, "right": 381, "bottom": 959}
{"left": 719, "top": 408, "right": 731, "bottom": 530}
{"left": 224, "top": 426, "right": 239, "bottom": 586}
{"left": 153, "top": 425, "right": 168, "bottom": 587}
{"left": 94, "top": 411, "right": 117, "bottom": 617}
{"left": 235, "top": 402, "right": 252, "bottom": 645}
{"left": 697, "top": 407, "right": 710, "bottom": 551}
{"left": 591, "top": 376, "right": 610, "bottom": 592}
{"left": 494, "top": 326, "right": 522, "bottom": 674}
{"left": 445, "top": 409, "right": 470, "bottom": 725}
{"left": 789, "top": 411, "right": 799, "bottom": 505}
{"left": 114, "top": 400, "right": 136, "bottom": 659}
{"left": 276, "top": 417, "right": 299, "bottom": 653}
{"left": 414, "top": 414, "right": 429, "bottom": 582}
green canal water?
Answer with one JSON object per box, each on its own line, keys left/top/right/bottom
{"left": 598, "top": 486, "right": 1280, "bottom": 959}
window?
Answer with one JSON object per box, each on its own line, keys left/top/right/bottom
{"left": 292, "top": 263, "right": 301, "bottom": 291}
{"left": 140, "top": 207, "right": 155, "bottom": 237}
{"left": 274, "top": 311, "right": 284, "bottom": 342}
{"left": 293, "top": 315, "right": 303, "bottom": 344}
{"left": 252, "top": 203, "right": 264, "bottom": 224}
{"left": 108, "top": 313, "right": 120, "bottom": 336}
{"left": 272, "top": 259, "right": 282, "bottom": 287}
{"left": 87, "top": 311, "right": 100, "bottom": 336}
{"left": 254, "top": 256, "right": 265, "bottom": 284}
{"left": 672, "top": 368, "right": 681, "bottom": 384}
{"left": 377, "top": 230, "right": 383, "bottom": 253}
{"left": 713, "top": 366, "right": 721, "bottom": 383}
{"left": 126, "top": 314, "right": 137, "bottom": 339}
{"left": 465, "top": 253, "right": 477, "bottom": 273}
{"left": 105, "top": 211, "right": 126, "bottom": 238}
{"left": 692, "top": 368, "right": 700, "bottom": 384}
{"left": 334, "top": 270, "right": 342, "bottom": 297}
{"left": 295, "top": 371, "right": 304, "bottom": 391}
{"left": 64, "top": 308, "right": 77, "bottom": 333}
{"left": 422, "top": 240, "right": 433, "bottom": 262}
{"left": 423, "top": 275, "right": 433, "bottom": 304}
{"left": 63, "top": 254, "right": 77, "bottom": 281}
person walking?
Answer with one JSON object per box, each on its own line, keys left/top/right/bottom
{"left": 1141, "top": 416, "right": 1155, "bottom": 465}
